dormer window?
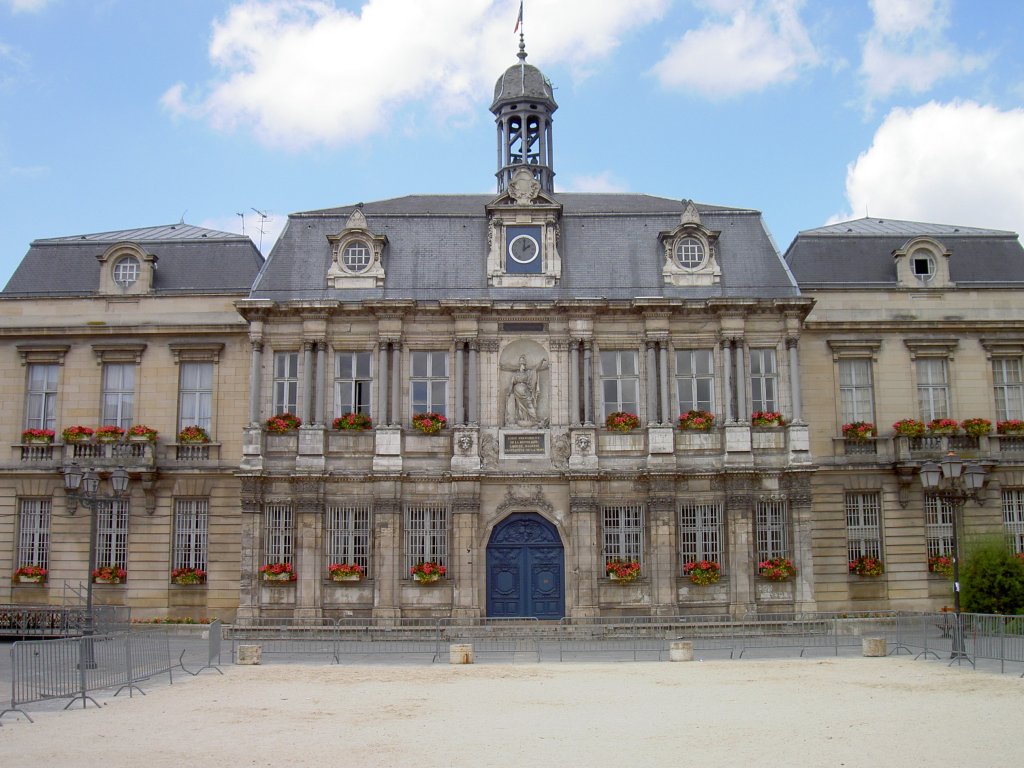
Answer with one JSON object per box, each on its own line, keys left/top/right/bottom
{"left": 342, "top": 241, "right": 372, "bottom": 273}
{"left": 326, "top": 210, "right": 388, "bottom": 288}
{"left": 675, "top": 237, "right": 707, "bottom": 270}
{"left": 911, "top": 252, "right": 935, "bottom": 282}
{"left": 113, "top": 256, "right": 140, "bottom": 287}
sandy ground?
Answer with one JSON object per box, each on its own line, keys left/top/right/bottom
{"left": 1, "top": 658, "right": 1022, "bottom": 767}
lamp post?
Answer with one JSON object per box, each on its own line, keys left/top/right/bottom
{"left": 63, "top": 463, "right": 131, "bottom": 665}
{"left": 918, "top": 452, "right": 986, "bottom": 660}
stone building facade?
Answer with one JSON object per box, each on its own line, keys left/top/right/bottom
{"left": 0, "top": 225, "right": 263, "bottom": 619}
{"left": 786, "top": 218, "right": 1024, "bottom": 611}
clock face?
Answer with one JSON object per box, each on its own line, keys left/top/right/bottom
{"left": 508, "top": 233, "right": 540, "bottom": 264}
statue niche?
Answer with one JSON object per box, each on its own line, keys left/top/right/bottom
{"left": 499, "top": 343, "right": 550, "bottom": 429}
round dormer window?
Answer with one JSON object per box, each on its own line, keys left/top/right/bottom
{"left": 342, "top": 241, "right": 372, "bottom": 273}
{"left": 675, "top": 237, "right": 706, "bottom": 270}
{"left": 113, "top": 256, "right": 140, "bottom": 287}
{"left": 911, "top": 251, "right": 935, "bottom": 282}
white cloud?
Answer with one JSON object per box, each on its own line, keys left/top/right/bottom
{"left": 860, "top": 0, "right": 987, "bottom": 104}
{"left": 835, "top": 101, "right": 1024, "bottom": 236}
{"left": 164, "top": 0, "right": 667, "bottom": 149}
{"left": 3, "top": 0, "right": 52, "bottom": 12}
{"left": 556, "top": 171, "right": 629, "bottom": 194}
{"left": 649, "top": 0, "right": 820, "bottom": 98}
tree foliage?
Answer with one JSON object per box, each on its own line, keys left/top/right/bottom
{"left": 960, "top": 536, "right": 1024, "bottom": 614}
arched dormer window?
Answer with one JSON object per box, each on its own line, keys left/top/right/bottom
{"left": 893, "top": 237, "right": 953, "bottom": 289}
{"left": 326, "top": 209, "right": 388, "bottom": 288}
{"left": 96, "top": 242, "right": 157, "bottom": 295}
{"left": 658, "top": 201, "right": 721, "bottom": 287}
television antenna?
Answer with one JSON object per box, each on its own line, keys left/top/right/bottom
{"left": 251, "top": 208, "right": 270, "bottom": 252}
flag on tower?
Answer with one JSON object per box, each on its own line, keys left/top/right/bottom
{"left": 514, "top": 1, "right": 523, "bottom": 33}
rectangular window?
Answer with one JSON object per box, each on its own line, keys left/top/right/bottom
{"left": 838, "top": 359, "right": 874, "bottom": 424}
{"left": 173, "top": 499, "right": 208, "bottom": 571}
{"left": 600, "top": 350, "right": 639, "bottom": 419}
{"left": 845, "top": 492, "right": 882, "bottom": 561}
{"left": 179, "top": 362, "right": 213, "bottom": 432}
{"left": 17, "top": 498, "right": 51, "bottom": 569}
{"left": 1002, "top": 489, "right": 1024, "bottom": 554}
{"left": 603, "top": 504, "right": 645, "bottom": 565}
{"left": 749, "top": 349, "right": 778, "bottom": 413}
{"left": 756, "top": 499, "right": 789, "bottom": 561}
{"left": 924, "top": 495, "right": 954, "bottom": 557}
{"left": 272, "top": 352, "right": 299, "bottom": 415}
{"left": 264, "top": 504, "right": 293, "bottom": 565}
{"left": 95, "top": 500, "right": 129, "bottom": 569}
{"left": 410, "top": 351, "right": 448, "bottom": 416}
{"left": 101, "top": 363, "right": 135, "bottom": 429}
{"left": 678, "top": 502, "right": 722, "bottom": 567}
{"left": 335, "top": 351, "right": 373, "bottom": 415}
{"left": 25, "top": 364, "right": 58, "bottom": 431}
{"left": 916, "top": 358, "right": 950, "bottom": 421}
{"left": 404, "top": 504, "right": 448, "bottom": 575}
{"left": 326, "top": 503, "right": 371, "bottom": 571}
{"left": 993, "top": 358, "right": 1024, "bottom": 422}
{"left": 676, "top": 349, "right": 715, "bottom": 414}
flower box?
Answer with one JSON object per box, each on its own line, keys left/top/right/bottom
{"left": 62, "top": 425, "right": 94, "bottom": 443}
{"left": 127, "top": 424, "right": 158, "bottom": 442}
{"left": 333, "top": 413, "right": 372, "bottom": 431}
{"left": 848, "top": 555, "right": 884, "bottom": 577}
{"left": 178, "top": 425, "right": 211, "bottom": 444}
{"left": 997, "top": 420, "right": 1024, "bottom": 435}
{"left": 677, "top": 410, "right": 715, "bottom": 431}
{"left": 329, "top": 563, "right": 365, "bottom": 582}
{"left": 892, "top": 419, "right": 925, "bottom": 438}
{"left": 260, "top": 562, "right": 296, "bottom": 581}
{"left": 410, "top": 561, "right": 446, "bottom": 582}
{"left": 961, "top": 418, "right": 992, "bottom": 437}
{"left": 927, "top": 418, "right": 959, "bottom": 436}
{"left": 21, "top": 429, "right": 55, "bottom": 444}
{"left": 265, "top": 413, "right": 301, "bottom": 434}
{"left": 683, "top": 560, "right": 721, "bottom": 585}
{"left": 13, "top": 566, "right": 47, "bottom": 584}
{"left": 606, "top": 559, "right": 640, "bottom": 583}
{"left": 928, "top": 555, "right": 953, "bottom": 578}
{"left": 171, "top": 567, "right": 207, "bottom": 585}
{"left": 412, "top": 412, "right": 447, "bottom": 434}
{"left": 841, "top": 421, "right": 876, "bottom": 442}
{"left": 758, "top": 557, "right": 796, "bottom": 581}
{"left": 92, "top": 566, "right": 126, "bottom": 583}
{"left": 605, "top": 411, "right": 640, "bottom": 433}
{"left": 751, "top": 411, "right": 785, "bottom": 428}
{"left": 95, "top": 425, "right": 125, "bottom": 443}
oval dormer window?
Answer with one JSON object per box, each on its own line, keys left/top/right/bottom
{"left": 113, "top": 256, "right": 140, "bottom": 287}
{"left": 343, "top": 241, "right": 372, "bottom": 273}
{"left": 675, "top": 237, "right": 706, "bottom": 270}
{"left": 911, "top": 251, "right": 935, "bottom": 282}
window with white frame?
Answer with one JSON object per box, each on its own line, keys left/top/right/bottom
{"left": 327, "top": 503, "right": 371, "bottom": 571}
{"left": 272, "top": 352, "right": 299, "bottom": 415}
{"left": 173, "top": 499, "right": 208, "bottom": 572}
{"left": 993, "top": 358, "right": 1024, "bottom": 422}
{"left": 179, "top": 362, "right": 213, "bottom": 432}
{"left": 335, "top": 351, "right": 373, "bottom": 415}
{"left": 101, "top": 363, "right": 135, "bottom": 429}
{"left": 749, "top": 348, "right": 778, "bottom": 413}
{"left": 95, "top": 500, "right": 129, "bottom": 570}
{"left": 1002, "top": 489, "right": 1024, "bottom": 554}
{"left": 600, "top": 350, "right": 639, "bottom": 419}
{"left": 916, "top": 358, "right": 950, "bottom": 421}
{"left": 25, "top": 363, "right": 58, "bottom": 431}
{"left": 410, "top": 351, "right": 448, "bottom": 416}
{"left": 755, "top": 499, "right": 789, "bottom": 561}
{"left": 404, "top": 504, "right": 448, "bottom": 575}
{"left": 838, "top": 359, "right": 875, "bottom": 423}
{"left": 845, "top": 492, "right": 882, "bottom": 561}
{"left": 113, "top": 256, "right": 140, "bottom": 287}
{"left": 17, "top": 498, "right": 51, "bottom": 569}
{"left": 676, "top": 349, "right": 715, "bottom": 414}
{"left": 678, "top": 501, "right": 722, "bottom": 567}
{"left": 264, "top": 504, "right": 293, "bottom": 565}
{"left": 603, "top": 504, "right": 644, "bottom": 565}
{"left": 924, "top": 494, "right": 954, "bottom": 557}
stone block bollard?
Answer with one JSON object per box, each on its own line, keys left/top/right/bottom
{"left": 669, "top": 641, "right": 694, "bottom": 662}
{"left": 237, "top": 644, "right": 263, "bottom": 665}
{"left": 862, "top": 637, "right": 886, "bottom": 657}
{"left": 449, "top": 643, "right": 474, "bottom": 664}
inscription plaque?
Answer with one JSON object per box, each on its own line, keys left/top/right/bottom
{"left": 503, "top": 433, "right": 546, "bottom": 454}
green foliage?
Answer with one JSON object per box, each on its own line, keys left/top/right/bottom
{"left": 960, "top": 536, "right": 1024, "bottom": 615}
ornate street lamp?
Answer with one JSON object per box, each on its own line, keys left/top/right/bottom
{"left": 918, "top": 452, "right": 987, "bottom": 660}
{"left": 63, "top": 463, "right": 131, "bottom": 665}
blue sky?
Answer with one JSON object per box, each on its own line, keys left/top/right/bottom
{"left": 2, "top": 0, "right": 1023, "bottom": 288}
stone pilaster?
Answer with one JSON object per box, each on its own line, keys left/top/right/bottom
{"left": 568, "top": 491, "right": 599, "bottom": 617}
{"left": 647, "top": 483, "right": 677, "bottom": 616}
{"left": 292, "top": 476, "right": 323, "bottom": 619}
{"left": 236, "top": 475, "right": 263, "bottom": 621}
{"left": 724, "top": 473, "right": 755, "bottom": 618}
{"left": 371, "top": 495, "right": 401, "bottom": 620}
{"left": 451, "top": 494, "right": 481, "bottom": 618}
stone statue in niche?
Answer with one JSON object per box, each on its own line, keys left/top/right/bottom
{"left": 500, "top": 354, "right": 549, "bottom": 428}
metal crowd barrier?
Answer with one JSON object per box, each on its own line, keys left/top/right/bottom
{"left": 0, "top": 605, "right": 87, "bottom": 638}
{"left": 0, "top": 629, "right": 179, "bottom": 723}
{"left": 181, "top": 619, "right": 224, "bottom": 676}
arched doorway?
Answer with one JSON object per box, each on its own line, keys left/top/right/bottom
{"left": 486, "top": 512, "right": 565, "bottom": 619}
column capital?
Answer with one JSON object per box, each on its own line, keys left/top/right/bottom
{"left": 785, "top": 335, "right": 800, "bottom": 349}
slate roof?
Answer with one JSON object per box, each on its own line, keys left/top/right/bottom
{"left": 784, "top": 217, "right": 1024, "bottom": 287}
{"left": 250, "top": 194, "right": 800, "bottom": 303}
{"left": 3, "top": 224, "right": 265, "bottom": 296}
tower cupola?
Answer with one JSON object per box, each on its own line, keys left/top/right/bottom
{"left": 490, "top": 37, "right": 557, "bottom": 194}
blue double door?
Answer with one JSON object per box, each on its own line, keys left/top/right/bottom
{"left": 486, "top": 512, "right": 565, "bottom": 619}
